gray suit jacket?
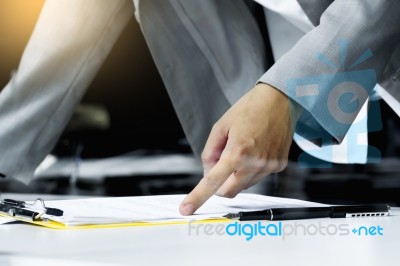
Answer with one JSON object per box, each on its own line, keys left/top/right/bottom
{"left": 260, "top": 0, "right": 400, "bottom": 143}
{"left": 299, "top": 0, "right": 400, "bottom": 98}
{"left": 140, "top": 0, "right": 400, "bottom": 153}
{"left": 1, "top": 0, "right": 398, "bottom": 183}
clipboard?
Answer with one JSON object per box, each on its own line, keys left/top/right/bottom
{"left": 0, "top": 198, "right": 63, "bottom": 219}
{"left": 0, "top": 196, "right": 229, "bottom": 230}
{"left": 0, "top": 193, "right": 333, "bottom": 230}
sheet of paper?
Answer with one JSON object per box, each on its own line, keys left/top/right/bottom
{"left": 44, "top": 194, "right": 327, "bottom": 226}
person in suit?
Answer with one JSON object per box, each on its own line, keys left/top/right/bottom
{"left": 0, "top": 0, "right": 398, "bottom": 215}
{"left": 147, "top": 0, "right": 399, "bottom": 215}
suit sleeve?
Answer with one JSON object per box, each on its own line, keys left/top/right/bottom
{"left": 259, "top": 0, "right": 400, "bottom": 144}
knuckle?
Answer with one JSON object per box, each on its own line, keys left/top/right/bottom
{"left": 201, "top": 151, "right": 213, "bottom": 165}
{"left": 211, "top": 121, "right": 223, "bottom": 133}
{"left": 278, "top": 160, "right": 288, "bottom": 172}
{"left": 226, "top": 153, "right": 242, "bottom": 167}
{"left": 266, "top": 159, "right": 288, "bottom": 173}
{"left": 266, "top": 160, "right": 280, "bottom": 173}
{"left": 228, "top": 138, "right": 265, "bottom": 165}
{"left": 253, "top": 157, "right": 268, "bottom": 171}
{"left": 227, "top": 141, "right": 256, "bottom": 165}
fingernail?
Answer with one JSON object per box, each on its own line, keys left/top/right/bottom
{"left": 180, "top": 203, "right": 194, "bottom": 216}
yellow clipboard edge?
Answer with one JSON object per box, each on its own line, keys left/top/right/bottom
{"left": 0, "top": 212, "right": 66, "bottom": 229}
{"left": 0, "top": 212, "right": 230, "bottom": 230}
{"left": 65, "top": 218, "right": 231, "bottom": 230}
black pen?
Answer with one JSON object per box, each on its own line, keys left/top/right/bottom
{"left": 224, "top": 204, "right": 391, "bottom": 221}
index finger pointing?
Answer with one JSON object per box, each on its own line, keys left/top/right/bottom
{"left": 179, "top": 159, "right": 235, "bottom": 215}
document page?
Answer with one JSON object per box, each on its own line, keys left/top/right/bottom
{"left": 44, "top": 194, "right": 326, "bottom": 226}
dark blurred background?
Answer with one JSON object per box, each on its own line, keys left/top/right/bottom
{"left": 1, "top": 0, "right": 399, "bottom": 206}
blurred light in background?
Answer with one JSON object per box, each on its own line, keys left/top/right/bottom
{"left": 0, "top": 0, "right": 45, "bottom": 88}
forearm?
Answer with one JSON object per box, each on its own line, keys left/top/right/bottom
{"left": 259, "top": 0, "right": 400, "bottom": 143}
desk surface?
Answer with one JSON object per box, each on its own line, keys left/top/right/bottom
{"left": 1, "top": 194, "right": 399, "bottom": 266}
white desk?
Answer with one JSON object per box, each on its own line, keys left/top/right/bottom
{"left": 1, "top": 194, "right": 399, "bottom": 266}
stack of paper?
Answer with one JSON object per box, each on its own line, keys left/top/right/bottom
{"left": 0, "top": 194, "right": 326, "bottom": 229}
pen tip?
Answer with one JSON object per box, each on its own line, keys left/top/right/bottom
{"left": 224, "top": 213, "right": 240, "bottom": 219}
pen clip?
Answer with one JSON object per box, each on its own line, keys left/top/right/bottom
{"left": 0, "top": 197, "right": 63, "bottom": 221}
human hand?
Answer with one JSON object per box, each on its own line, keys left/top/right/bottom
{"left": 179, "top": 83, "right": 301, "bottom": 215}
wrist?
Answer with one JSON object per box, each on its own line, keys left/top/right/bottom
{"left": 254, "top": 83, "right": 303, "bottom": 133}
